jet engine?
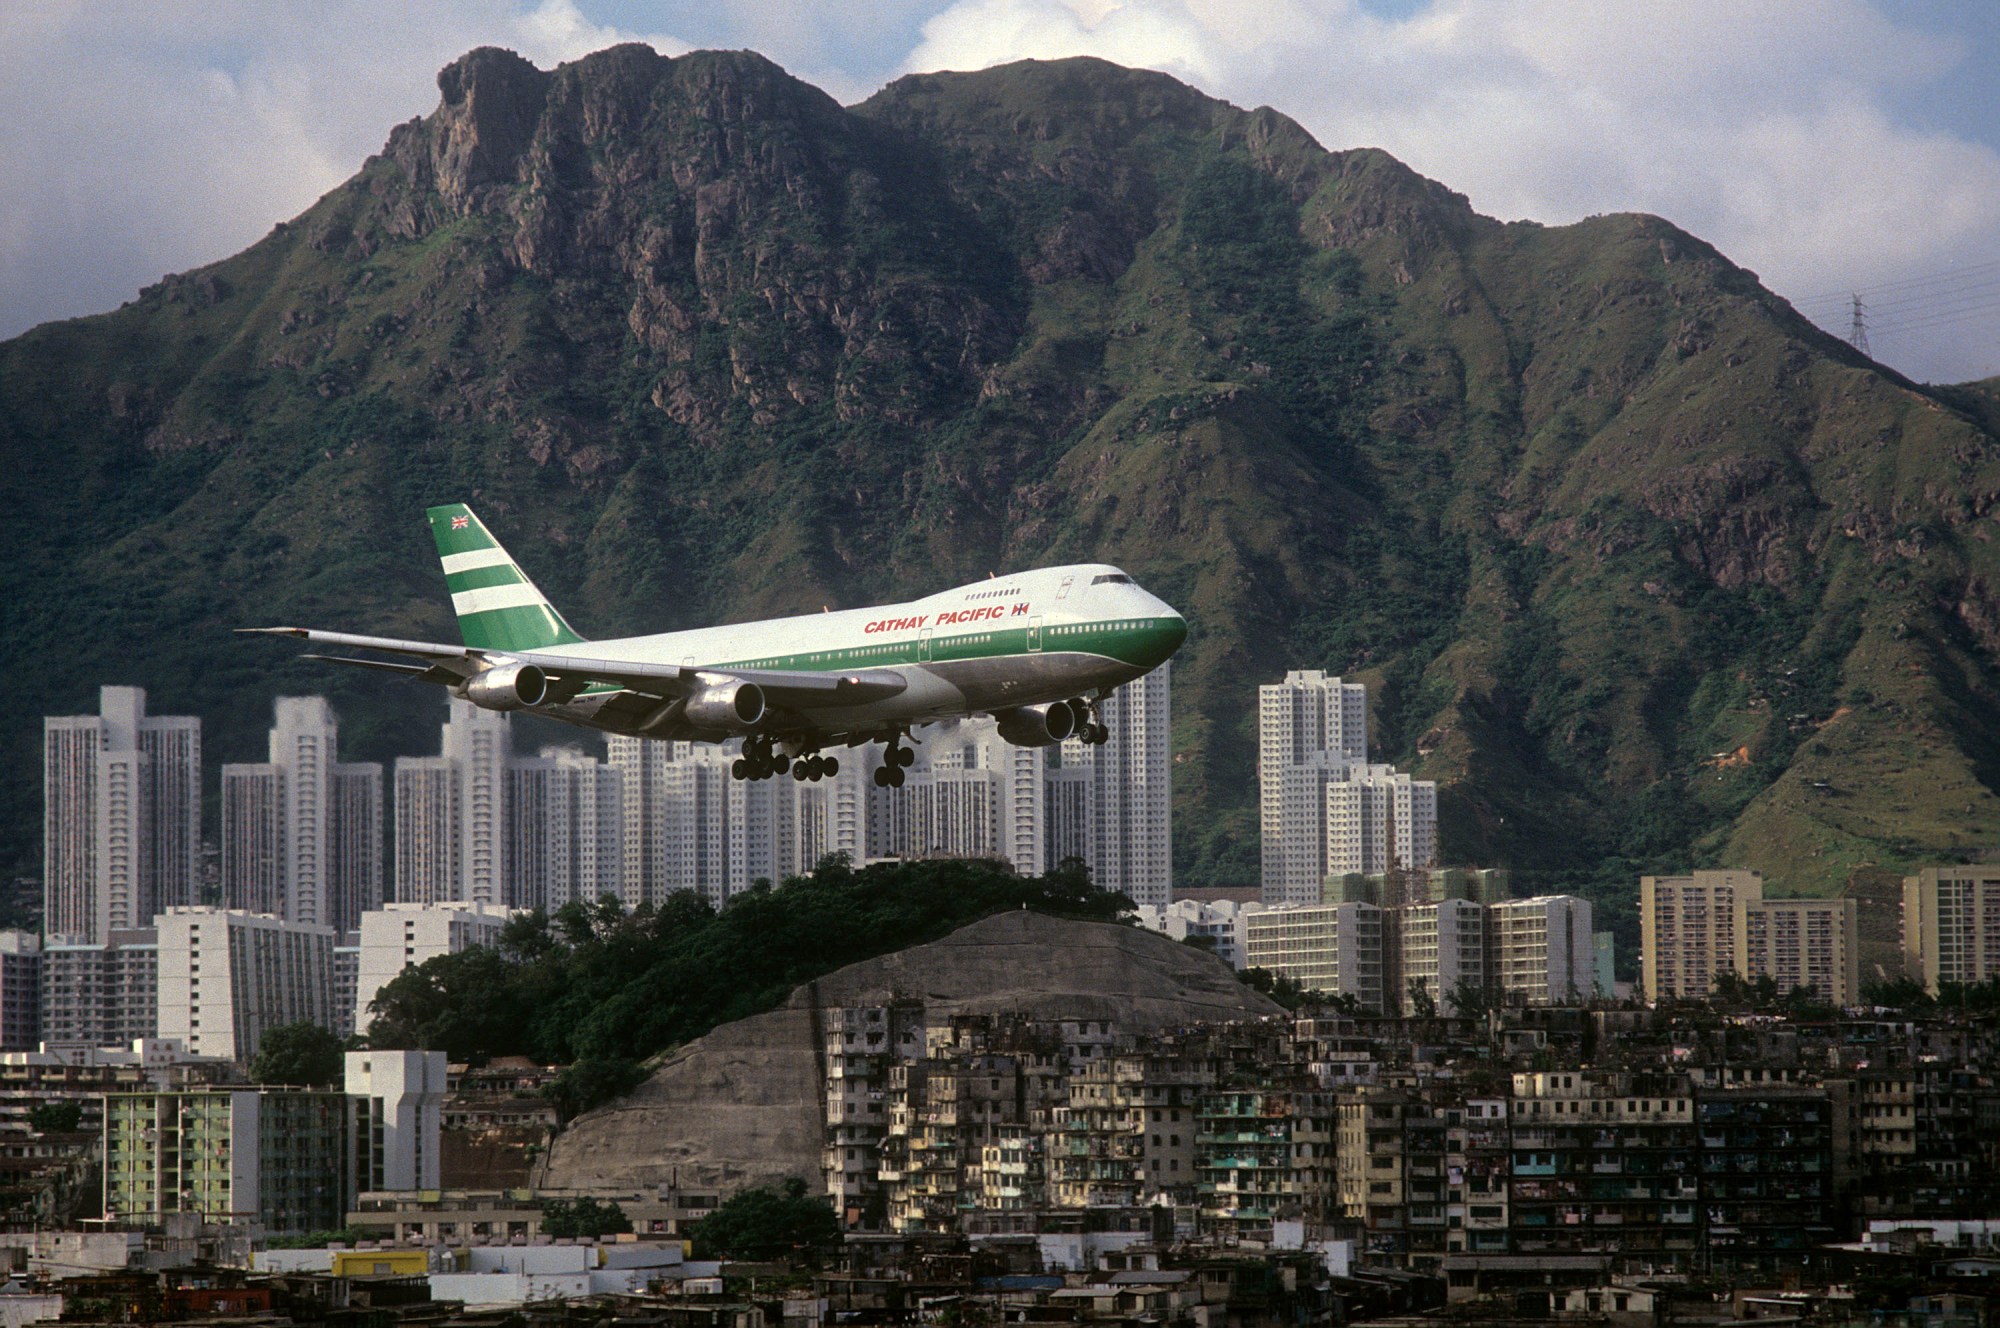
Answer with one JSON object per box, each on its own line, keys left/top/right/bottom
{"left": 685, "top": 680, "right": 767, "bottom": 730}
{"left": 994, "top": 701, "right": 1082, "bottom": 747}
{"left": 461, "top": 662, "right": 547, "bottom": 710}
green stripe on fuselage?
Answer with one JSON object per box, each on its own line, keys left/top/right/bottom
{"left": 690, "top": 616, "right": 1183, "bottom": 677}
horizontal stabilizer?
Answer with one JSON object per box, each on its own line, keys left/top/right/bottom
{"left": 300, "top": 653, "right": 431, "bottom": 676}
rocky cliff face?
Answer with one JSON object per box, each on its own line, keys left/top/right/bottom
{"left": 536, "top": 910, "right": 1282, "bottom": 1193}
{"left": 4, "top": 45, "right": 1998, "bottom": 913}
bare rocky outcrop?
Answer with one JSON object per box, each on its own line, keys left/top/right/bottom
{"left": 534, "top": 910, "right": 1280, "bottom": 1196}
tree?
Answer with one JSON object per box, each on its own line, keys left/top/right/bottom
{"left": 1406, "top": 977, "right": 1438, "bottom": 1021}
{"left": 250, "top": 1021, "right": 346, "bottom": 1086}
{"left": 28, "top": 1101, "right": 82, "bottom": 1133}
{"left": 1239, "top": 966, "right": 1311, "bottom": 1010}
{"left": 543, "top": 1057, "right": 649, "bottom": 1123}
{"left": 687, "top": 1178, "right": 841, "bottom": 1260}
{"left": 539, "top": 1197, "right": 632, "bottom": 1239}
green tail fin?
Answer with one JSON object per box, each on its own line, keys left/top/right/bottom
{"left": 427, "top": 503, "right": 585, "bottom": 652}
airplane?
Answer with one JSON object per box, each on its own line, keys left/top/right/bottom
{"left": 244, "top": 503, "right": 1187, "bottom": 788}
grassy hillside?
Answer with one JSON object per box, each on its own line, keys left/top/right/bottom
{"left": 5, "top": 46, "right": 1999, "bottom": 932}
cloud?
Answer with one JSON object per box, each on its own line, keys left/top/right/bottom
{"left": 0, "top": 0, "right": 689, "bottom": 341}
{"left": 901, "top": 0, "right": 2000, "bottom": 383}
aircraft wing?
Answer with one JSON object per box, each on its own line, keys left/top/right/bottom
{"left": 242, "top": 627, "right": 908, "bottom": 706}
{"left": 511, "top": 649, "right": 909, "bottom": 706}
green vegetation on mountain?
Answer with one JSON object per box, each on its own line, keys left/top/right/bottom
{"left": 363, "top": 855, "right": 1129, "bottom": 1113}
{"left": 5, "top": 44, "right": 2000, "bottom": 939}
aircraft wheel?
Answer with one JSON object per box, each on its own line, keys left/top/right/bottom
{"left": 772, "top": 755, "right": 790, "bottom": 775}
{"left": 731, "top": 757, "right": 749, "bottom": 780}
{"left": 892, "top": 744, "right": 915, "bottom": 768}
{"left": 888, "top": 765, "right": 906, "bottom": 789}
{"left": 1090, "top": 723, "right": 1110, "bottom": 745}
{"left": 822, "top": 757, "right": 839, "bottom": 777}
{"left": 873, "top": 766, "right": 891, "bottom": 788}
{"left": 793, "top": 761, "right": 810, "bottom": 782}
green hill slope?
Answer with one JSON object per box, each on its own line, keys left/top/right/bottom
{"left": 5, "top": 45, "right": 1999, "bottom": 919}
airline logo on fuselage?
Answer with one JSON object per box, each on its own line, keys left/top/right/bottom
{"left": 865, "top": 603, "right": 1029, "bottom": 634}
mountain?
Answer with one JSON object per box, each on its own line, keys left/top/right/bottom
{"left": 5, "top": 44, "right": 1999, "bottom": 931}
{"left": 536, "top": 908, "right": 1282, "bottom": 1194}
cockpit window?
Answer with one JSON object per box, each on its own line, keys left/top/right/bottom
{"left": 1091, "top": 573, "right": 1133, "bottom": 585}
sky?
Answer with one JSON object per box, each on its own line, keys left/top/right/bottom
{"left": 1, "top": 0, "right": 1995, "bottom": 384}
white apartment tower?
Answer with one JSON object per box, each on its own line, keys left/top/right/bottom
{"left": 871, "top": 722, "right": 1049, "bottom": 877}
{"left": 1639, "top": 869, "right": 1761, "bottom": 1001}
{"left": 1258, "top": 672, "right": 1437, "bottom": 903}
{"left": 393, "top": 701, "right": 511, "bottom": 907}
{"left": 221, "top": 697, "right": 382, "bottom": 933}
{"left": 608, "top": 738, "right": 795, "bottom": 908}
{"left": 352, "top": 902, "right": 514, "bottom": 1037}
{"left": 1260, "top": 671, "right": 1366, "bottom": 896}
{"left": 1489, "top": 896, "right": 1596, "bottom": 1004}
{"left": 155, "top": 908, "right": 335, "bottom": 1063}
{"left": 507, "top": 746, "right": 623, "bottom": 911}
{"left": 347, "top": 1049, "right": 447, "bottom": 1193}
{"left": 1059, "top": 663, "right": 1172, "bottom": 907}
{"left": 1903, "top": 867, "right": 2000, "bottom": 994}
{"left": 44, "top": 686, "right": 200, "bottom": 943}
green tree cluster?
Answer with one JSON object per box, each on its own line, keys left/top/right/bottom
{"left": 365, "top": 856, "right": 1131, "bottom": 1115}
{"left": 27, "top": 1101, "right": 83, "bottom": 1134}
{"left": 687, "top": 1178, "right": 840, "bottom": 1260}
{"left": 249, "top": 1021, "right": 347, "bottom": 1086}
{"left": 1863, "top": 975, "right": 2000, "bottom": 1015}
{"left": 540, "top": 1197, "right": 631, "bottom": 1239}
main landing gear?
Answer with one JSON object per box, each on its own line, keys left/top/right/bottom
{"left": 872, "top": 733, "right": 917, "bottom": 788}
{"left": 1072, "top": 696, "right": 1110, "bottom": 746}
{"left": 731, "top": 737, "right": 840, "bottom": 783}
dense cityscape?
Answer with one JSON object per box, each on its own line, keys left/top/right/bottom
{"left": 6, "top": 7, "right": 2000, "bottom": 1327}
{"left": 2, "top": 664, "right": 1996, "bottom": 1324}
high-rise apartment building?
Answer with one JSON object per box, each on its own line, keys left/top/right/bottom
{"left": 507, "top": 746, "right": 623, "bottom": 912}
{"left": 352, "top": 902, "right": 514, "bottom": 1037}
{"left": 0, "top": 932, "right": 41, "bottom": 1052}
{"left": 1903, "top": 866, "right": 2000, "bottom": 994}
{"left": 221, "top": 697, "right": 382, "bottom": 933}
{"left": 1258, "top": 673, "right": 1435, "bottom": 903}
{"left": 1489, "top": 896, "right": 1596, "bottom": 1004}
{"left": 40, "top": 929, "right": 158, "bottom": 1049}
{"left": 1246, "top": 884, "right": 1594, "bottom": 1014}
{"left": 1260, "top": 671, "right": 1367, "bottom": 897}
{"left": 1641, "top": 871, "right": 1858, "bottom": 1005}
{"left": 1059, "top": 664, "right": 1172, "bottom": 907}
{"left": 1738, "top": 897, "right": 1858, "bottom": 1005}
{"left": 608, "top": 738, "right": 799, "bottom": 907}
{"left": 394, "top": 701, "right": 511, "bottom": 907}
{"left": 1243, "top": 903, "right": 1386, "bottom": 1011}
{"left": 1393, "top": 898, "right": 1486, "bottom": 1014}
{"left": 44, "top": 686, "right": 200, "bottom": 942}
{"left": 870, "top": 721, "right": 1051, "bottom": 877}
{"left": 156, "top": 908, "right": 336, "bottom": 1063}
{"left": 1639, "top": 870, "right": 1762, "bottom": 1001}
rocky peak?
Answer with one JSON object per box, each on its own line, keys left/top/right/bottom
{"left": 429, "top": 46, "right": 549, "bottom": 208}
